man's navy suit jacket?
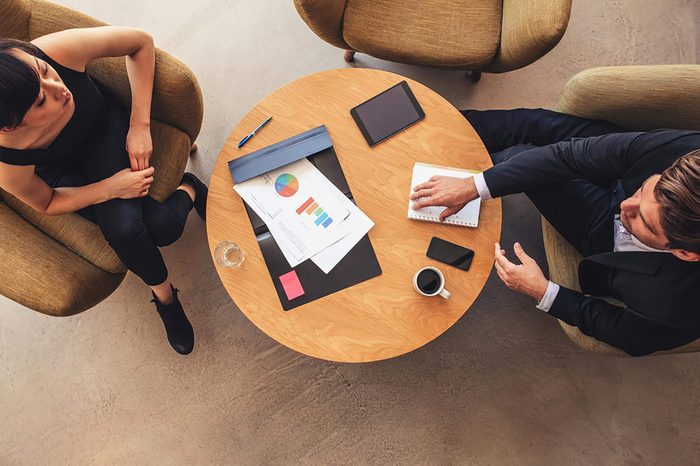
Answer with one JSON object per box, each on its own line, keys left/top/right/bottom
{"left": 483, "top": 129, "right": 700, "bottom": 356}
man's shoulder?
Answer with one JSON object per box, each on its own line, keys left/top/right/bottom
{"left": 633, "top": 128, "right": 700, "bottom": 151}
{"left": 570, "top": 129, "right": 700, "bottom": 164}
{"left": 583, "top": 250, "right": 698, "bottom": 276}
{"left": 620, "top": 129, "right": 700, "bottom": 191}
{"left": 644, "top": 128, "right": 700, "bottom": 136}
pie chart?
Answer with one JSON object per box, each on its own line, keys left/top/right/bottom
{"left": 274, "top": 173, "right": 299, "bottom": 197}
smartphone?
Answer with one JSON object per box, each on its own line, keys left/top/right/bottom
{"left": 426, "top": 237, "right": 475, "bottom": 271}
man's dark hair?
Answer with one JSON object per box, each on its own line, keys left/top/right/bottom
{"left": 656, "top": 149, "right": 700, "bottom": 254}
{"left": 0, "top": 39, "right": 42, "bottom": 129}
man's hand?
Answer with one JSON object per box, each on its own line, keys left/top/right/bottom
{"left": 494, "top": 242, "right": 549, "bottom": 301}
{"left": 126, "top": 123, "right": 153, "bottom": 171}
{"left": 410, "top": 176, "right": 479, "bottom": 222}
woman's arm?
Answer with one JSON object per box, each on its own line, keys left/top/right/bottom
{"left": 32, "top": 27, "right": 156, "bottom": 171}
{"left": 0, "top": 163, "right": 108, "bottom": 215}
{"left": 124, "top": 31, "right": 155, "bottom": 170}
{"left": 0, "top": 164, "right": 154, "bottom": 216}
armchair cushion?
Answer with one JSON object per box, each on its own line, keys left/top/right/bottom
{"left": 343, "top": 0, "right": 502, "bottom": 68}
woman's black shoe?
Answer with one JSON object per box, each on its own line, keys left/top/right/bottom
{"left": 151, "top": 285, "right": 194, "bottom": 355}
{"left": 181, "top": 172, "right": 208, "bottom": 221}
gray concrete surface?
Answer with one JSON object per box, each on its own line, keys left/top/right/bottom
{"left": 1, "top": 0, "right": 699, "bottom": 464}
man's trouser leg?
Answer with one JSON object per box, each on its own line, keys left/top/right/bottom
{"left": 462, "top": 108, "right": 625, "bottom": 154}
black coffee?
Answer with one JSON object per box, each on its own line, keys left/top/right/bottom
{"left": 416, "top": 269, "right": 441, "bottom": 294}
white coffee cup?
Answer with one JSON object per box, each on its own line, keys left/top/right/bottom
{"left": 413, "top": 266, "right": 451, "bottom": 299}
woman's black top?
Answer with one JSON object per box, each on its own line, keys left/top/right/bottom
{"left": 0, "top": 48, "right": 109, "bottom": 170}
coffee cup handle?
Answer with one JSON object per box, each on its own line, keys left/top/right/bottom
{"left": 439, "top": 288, "right": 451, "bottom": 300}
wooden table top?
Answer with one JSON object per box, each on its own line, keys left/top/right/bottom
{"left": 206, "top": 68, "right": 501, "bottom": 363}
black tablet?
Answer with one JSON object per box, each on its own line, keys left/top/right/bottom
{"left": 350, "top": 81, "right": 425, "bottom": 147}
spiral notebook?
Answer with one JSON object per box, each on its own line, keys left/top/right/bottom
{"left": 408, "top": 162, "right": 482, "bottom": 227}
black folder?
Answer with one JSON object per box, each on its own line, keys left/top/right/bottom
{"left": 228, "top": 126, "right": 382, "bottom": 311}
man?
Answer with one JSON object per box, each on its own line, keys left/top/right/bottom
{"left": 410, "top": 109, "right": 700, "bottom": 356}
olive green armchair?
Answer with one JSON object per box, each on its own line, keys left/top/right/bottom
{"left": 293, "top": 0, "right": 572, "bottom": 77}
{"left": 545, "top": 65, "right": 700, "bottom": 355}
{"left": 0, "top": 0, "right": 204, "bottom": 316}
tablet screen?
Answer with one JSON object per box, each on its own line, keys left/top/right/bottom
{"left": 351, "top": 81, "right": 425, "bottom": 147}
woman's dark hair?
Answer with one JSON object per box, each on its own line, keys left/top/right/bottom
{"left": 0, "top": 39, "right": 42, "bottom": 129}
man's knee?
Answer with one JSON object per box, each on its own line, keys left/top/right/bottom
{"left": 491, "top": 144, "right": 539, "bottom": 165}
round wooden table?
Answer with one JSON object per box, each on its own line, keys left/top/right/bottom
{"left": 207, "top": 68, "right": 501, "bottom": 363}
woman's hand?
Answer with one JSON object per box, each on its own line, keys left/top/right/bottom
{"left": 126, "top": 124, "right": 153, "bottom": 171}
{"left": 410, "top": 176, "right": 479, "bottom": 221}
{"left": 104, "top": 167, "right": 155, "bottom": 199}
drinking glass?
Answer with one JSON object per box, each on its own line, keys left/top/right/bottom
{"left": 214, "top": 241, "right": 245, "bottom": 268}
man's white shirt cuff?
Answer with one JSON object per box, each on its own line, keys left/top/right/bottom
{"left": 536, "top": 281, "right": 560, "bottom": 312}
{"left": 472, "top": 173, "right": 492, "bottom": 200}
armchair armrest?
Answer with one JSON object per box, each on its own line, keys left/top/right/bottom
{"left": 293, "top": 0, "right": 350, "bottom": 50}
{"left": 0, "top": 0, "right": 31, "bottom": 40}
{"left": 0, "top": 202, "right": 124, "bottom": 316}
{"left": 87, "top": 52, "right": 204, "bottom": 144}
{"left": 27, "top": 0, "right": 204, "bottom": 143}
{"left": 556, "top": 65, "right": 700, "bottom": 131}
{"left": 485, "top": 0, "right": 571, "bottom": 73}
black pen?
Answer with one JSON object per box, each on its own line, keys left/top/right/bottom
{"left": 238, "top": 116, "right": 273, "bottom": 148}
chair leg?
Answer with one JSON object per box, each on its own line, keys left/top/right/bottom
{"left": 467, "top": 71, "right": 482, "bottom": 83}
{"left": 344, "top": 50, "right": 356, "bottom": 62}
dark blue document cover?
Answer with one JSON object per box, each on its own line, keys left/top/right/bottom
{"left": 229, "top": 125, "right": 333, "bottom": 183}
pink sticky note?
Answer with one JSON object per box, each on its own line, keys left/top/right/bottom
{"left": 279, "top": 270, "right": 305, "bottom": 300}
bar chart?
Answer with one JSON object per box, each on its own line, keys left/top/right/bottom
{"left": 296, "top": 196, "right": 334, "bottom": 228}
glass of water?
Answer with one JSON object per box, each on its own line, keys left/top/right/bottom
{"left": 214, "top": 241, "right": 245, "bottom": 268}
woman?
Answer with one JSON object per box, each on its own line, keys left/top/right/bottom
{"left": 0, "top": 27, "right": 208, "bottom": 355}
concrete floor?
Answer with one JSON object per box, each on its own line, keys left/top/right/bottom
{"left": 2, "top": 0, "right": 700, "bottom": 464}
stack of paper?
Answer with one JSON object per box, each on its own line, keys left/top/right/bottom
{"left": 234, "top": 158, "right": 374, "bottom": 273}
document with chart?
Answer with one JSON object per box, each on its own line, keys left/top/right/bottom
{"left": 234, "top": 158, "right": 372, "bottom": 270}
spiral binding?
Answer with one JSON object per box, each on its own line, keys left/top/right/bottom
{"left": 408, "top": 213, "right": 475, "bottom": 227}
